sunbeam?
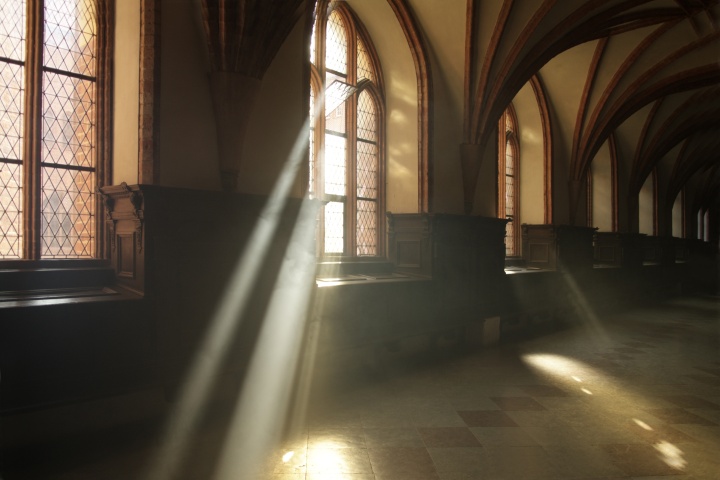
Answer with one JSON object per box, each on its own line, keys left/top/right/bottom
{"left": 146, "top": 91, "right": 327, "bottom": 480}
{"left": 212, "top": 196, "right": 320, "bottom": 479}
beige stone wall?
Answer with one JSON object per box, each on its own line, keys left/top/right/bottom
{"left": 112, "top": 0, "right": 140, "bottom": 185}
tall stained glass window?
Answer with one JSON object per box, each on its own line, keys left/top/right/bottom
{"left": 309, "top": 6, "right": 384, "bottom": 257}
{"left": 1, "top": 0, "right": 104, "bottom": 259}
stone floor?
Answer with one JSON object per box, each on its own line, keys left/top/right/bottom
{"left": 3, "top": 294, "right": 719, "bottom": 479}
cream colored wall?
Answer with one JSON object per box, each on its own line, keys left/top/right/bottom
{"left": 591, "top": 141, "right": 613, "bottom": 232}
{"left": 348, "top": 0, "right": 419, "bottom": 213}
{"left": 112, "top": 0, "right": 140, "bottom": 185}
{"left": 513, "top": 82, "right": 545, "bottom": 225}
{"left": 408, "top": 0, "right": 466, "bottom": 214}
{"left": 539, "top": 41, "right": 598, "bottom": 225}
{"left": 159, "top": 0, "right": 220, "bottom": 190}
{"left": 638, "top": 174, "right": 654, "bottom": 235}
{"left": 239, "top": 22, "right": 307, "bottom": 196}
{"left": 672, "top": 193, "right": 683, "bottom": 238}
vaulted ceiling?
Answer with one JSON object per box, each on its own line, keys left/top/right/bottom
{"left": 466, "top": 0, "right": 719, "bottom": 227}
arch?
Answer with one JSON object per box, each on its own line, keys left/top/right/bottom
{"left": 498, "top": 103, "right": 520, "bottom": 256}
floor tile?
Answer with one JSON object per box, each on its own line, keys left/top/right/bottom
{"left": 518, "top": 384, "right": 570, "bottom": 397}
{"left": 306, "top": 447, "right": 372, "bottom": 474}
{"left": 490, "top": 396, "right": 547, "bottom": 411}
{"left": 457, "top": 410, "right": 519, "bottom": 427}
{"left": 418, "top": 427, "right": 481, "bottom": 447}
{"left": 308, "top": 428, "right": 366, "bottom": 449}
{"left": 659, "top": 394, "right": 720, "bottom": 409}
{"left": 600, "top": 443, "right": 685, "bottom": 476}
{"left": 367, "top": 447, "right": 437, "bottom": 476}
{"left": 426, "top": 447, "right": 487, "bottom": 473}
{"left": 469, "top": 426, "right": 538, "bottom": 446}
{"left": 644, "top": 407, "right": 718, "bottom": 426}
{"left": 484, "top": 445, "right": 562, "bottom": 479}
{"left": 363, "top": 427, "right": 424, "bottom": 448}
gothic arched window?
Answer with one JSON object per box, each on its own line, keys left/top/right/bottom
{"left": 309, "top": 5, "right": 384, "bottom": 257}
{"left": 498, "top": 106, "right": 519, "bottom": 256}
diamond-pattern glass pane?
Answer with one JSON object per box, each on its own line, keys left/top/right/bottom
{"left": 325, "top": 11, "right": 347, "bottom": 75}
{"left": 42, "top": 71, "right": 95, "bottom": 167}
{"left": 41, "top": 166, "right": 94, "bottom": 258}
{"left": 324, "top": 201, "right": 344, "bottom": 254}
{"left": 309, "top": 85, "right": 315, "bottom": 195}
{"left": 357, "top": 37, "right": 375, "bottom": 83}
{"left": 357, "top": 141, "right": 377, "bottom": 200}
{"left": 1, "top": 0, "right": 26, "bottom": 61}
{"left": 1, "top": 62, "right": 24, "bottom": 161}
{"left": 325, "top": 73, "right": 346, "bottom": 133}
{"left": 44, "top": 0, "right": 96, "bottom": 77}
{"left": 505, "top": 140, "right": 514, "bottom": 177}
{"left": 505, "top": 172, "right": 514, "bottom": 215}
{"left": 324, "top": 133, "right": 346, "bottom": 196}
{"left": 505, "top": 218, "right": 514, "bottom": 256}
{"left": 357, "top": 90, "right": 377, "bottom": 142}
{"left": 356, "top": 199, "right": 376, "bottom": 256}
{"left": 0, "top": 161, "right": 22, "bottom": 258}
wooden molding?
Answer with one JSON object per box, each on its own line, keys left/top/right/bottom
{"left": 138, "top": 0, "right": 161, "bottom": 184}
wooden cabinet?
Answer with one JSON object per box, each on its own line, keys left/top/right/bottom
{"left": 522, "top": 224, "right": 595, "bottom": 271}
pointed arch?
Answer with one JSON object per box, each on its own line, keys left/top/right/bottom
{"left": 309, "top": 2, "right": 386, "bottom": 258}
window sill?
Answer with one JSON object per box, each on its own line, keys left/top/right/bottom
{"left": 0, "top": 285, "right": 142, "bottom": 309}
{"left": 0, "top": 260, "right": 114, "bottom": 291}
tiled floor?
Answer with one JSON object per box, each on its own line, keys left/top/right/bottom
{"left": 3, "top": 294, "right": 719, "bottom": 479}
{"left": 259, "top": 294, "right": 720, "bottom": 479}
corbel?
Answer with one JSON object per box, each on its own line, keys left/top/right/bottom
{"left": 121, "top": 182, "right": 145, "bottom": 252}
{"left": 98, "top": 188, "right": 117, "bottom": 251}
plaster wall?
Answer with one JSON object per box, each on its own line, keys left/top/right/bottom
{"left": 514, "top": 82, "right": 545, "bottom": 225}
{"left": 672, "top": 193, "right": 683, "bottom": 238}
{"left": 639, "top": 174, "right": 655, "bottom": 235}
{"left": 159, "top": 0, "right": 220, "bottom": 190}
{"left": 348, "top": 0, "right": 419, "bottom": 213}
{"left": 113, "top": 0, "right": 140, "bottom": 185}
{"left": 408, "top": 0, "right": 466, "bottom": 214}
{"left": 591, "top": 141, "right": 613, "bottom": 232}
{"left": 239, "top": 22, "right": 307, "bottom": 197}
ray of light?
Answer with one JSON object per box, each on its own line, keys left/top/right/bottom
{"left": 146, "top": 90, "right": 326, "bottom": 480}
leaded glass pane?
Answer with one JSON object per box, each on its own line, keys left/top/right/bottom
{"left": 357, "top": 90, "right": 377, "bottom": 142}
{"left": 324, "top": 133, "right": 346, "bottom": 196}
{"left": 356, "top": 199, "right": 376, "bottom": 256}
{"left": 0, "top": 162, "right": 22, "bottom": 258}
{"left": 357, "top": 37, "right": 375, "bottom": 83}
{"left": 309, "top": 85, "right": 315, "bottom": 195}
{"left": 1, "top": 62, "right": 24, "bottom": 161}
{"left": 44, "top": 0, "right": 97, "bottom": 77}
{"left": 42, "top": 72, "right": 95, "bottom": 167}
{"left": 356, "top": 141, "right": 377, "bottom": 200}
{"left": 325, "top": 11, "right": 347, "bottom": 75}
{"left": 324, "top": 201, "right": 344, "bottom": 254}
{"left": 41, "top": 166, "right": 94, "bottom": 258}
{"left": 505, "top": 174, "right": 514, "bottom": 215}
{"left": 325, "top": 72, "right": 346, "bottom": 133}
{"left": 0, "top": 0, "right": 25, "bottom": 61}
{"left": 505, "top": 141, "right": 514, "bottom": 176}
{"left": 505, "top": 220, "right": 514, "bottom": 256}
